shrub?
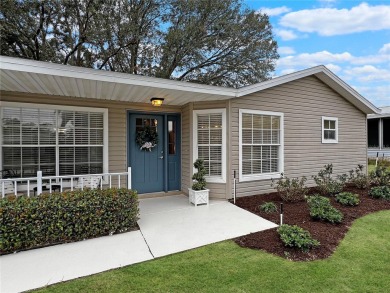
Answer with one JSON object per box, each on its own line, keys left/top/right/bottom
{"left": 312, "top": 164, "right": 347, "bottom": 195}
{"left": 336, "top": 192, "right": 360, "bottom": 206}
{"left": 348, "top": 164, "right": 369, "bottom": 189}
{"left": 271, "top": 174, "right": 308, "bottom": 202}
{"left": 369, "top": 163, "right": 390, "bottom": 187}
{"left": 192, "top": 159, "right": 207, "bottom": 191}
{"left": 368, "top": 186, "right": 390, "bottom": 200}
{"left": 259, "top": 202, "right": 277, "bottom": 213}
{"left": 307, "top": 195, "right": 343, "bottom": 223}
{"left": 0, "top": 188, "right": 139, "bottom": 254}
{"left": 277, "top": 224, "right": 320, "bottom": 252}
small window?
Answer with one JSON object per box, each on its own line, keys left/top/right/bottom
{"left": 322, "top": 116, "right": 338, "bottom": 143}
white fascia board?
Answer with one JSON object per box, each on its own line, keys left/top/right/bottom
{"left": 0, "top": 56, "right": 236, "bottom": 97}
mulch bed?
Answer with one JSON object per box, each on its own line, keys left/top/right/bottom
{"left": 233, "top": 185, "right": 390, "bottom": 261}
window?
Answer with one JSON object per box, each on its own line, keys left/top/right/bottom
{"left": 322, "top": 116, "right": 338, "bottom": 143}
{"left": 239, "top": 109, "right": 284, "bottom": 182}
{"left": 0, "top": 103, "right": 108, "bottom": 178}
{"left": 193, "top": 109, "right": 226, "bottom": 183}
{"left": 367, "top": 119, "right": 379, "bottom": 148}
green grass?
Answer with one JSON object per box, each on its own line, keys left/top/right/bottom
{"left": 36, "top": 210, "right": 390, "bottom": 293}
{"left": 368, "top": 159, "right": 390, "bottom": 173}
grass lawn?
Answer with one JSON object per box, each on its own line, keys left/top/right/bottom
{"left": 36, "top": 210, "right": 390, "bottom": 293}
{"left": 368, "top": 159, "right": 390, "bottom": 173}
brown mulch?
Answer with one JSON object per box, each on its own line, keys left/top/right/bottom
{"left": 233, "top": 185, "right": 390, "bottom": 261}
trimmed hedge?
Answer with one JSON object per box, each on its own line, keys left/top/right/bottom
{"left": 0, "top": 188, "right": 139, "bottom": 254}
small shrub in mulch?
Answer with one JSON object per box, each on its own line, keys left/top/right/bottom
{"left": 277, "top": 224, "right": 319, "bottom": 252}
{"left": 312, "top": 164, "right": 347, "bottom": 195}
{"left": 271, "top": 175, "right": 308, "bottom": 202}
{"left": 369, "top": 163, "right": 390, "bottom": 186}
{"left": 234, "top": 185, "right": 390, "bottom": 261}
{"left": 307, "top": 195, "right": 343, "bottom": 224}
{"left": 259, "top": 202, "right": 277, "bottom": 213}
{"left": 369, "top": 186, "right": 390, "bottom": 200}
{"left": 336, "top": 192, "right": 360, "bottom": 206}
{"left": 348, "top": 164, "right": 369, "bottom": 189}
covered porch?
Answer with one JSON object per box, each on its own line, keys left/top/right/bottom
{"left": 367, "top": 106, "right": 390, "bottom": 158}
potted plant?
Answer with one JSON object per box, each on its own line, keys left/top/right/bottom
{"left": 188, "top": 159, "right": 209, "bottom": 206}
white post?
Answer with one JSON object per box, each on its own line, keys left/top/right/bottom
{"left": 37, "top": 171, "right": 43, "bottom": 195}
{"left": 127, "top": 167, "right": 132, "bottom": 189}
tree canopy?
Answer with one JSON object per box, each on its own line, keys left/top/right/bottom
{"left": 0, "top": 0, "right": 279, "bottom": 88}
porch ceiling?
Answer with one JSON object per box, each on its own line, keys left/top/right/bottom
{"left": 0, "top": 56, "right": 235, "bottom": 106}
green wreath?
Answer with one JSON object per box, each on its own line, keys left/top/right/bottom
{"left": 136, "top": 126, "right": 158, "bottom": 151}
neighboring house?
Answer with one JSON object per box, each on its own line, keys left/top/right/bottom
{"left": 367, "top": 106, "right": 390, "bottom": 158}
{"left": 0, "top": 56, "right": 380, "bottom": 198}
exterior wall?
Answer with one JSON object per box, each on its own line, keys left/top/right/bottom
{"left": 181, "top": 101, "right": 229, "bottom": 199}
{"left": 230, "top": 76, "right": 367, "bottom": 197}
{"left": 0, "top": 91, "right": 181, "bottom": 188}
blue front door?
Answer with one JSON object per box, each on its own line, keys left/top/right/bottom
{"left": 129, "top": 114, "right": 164, "bottom": 194}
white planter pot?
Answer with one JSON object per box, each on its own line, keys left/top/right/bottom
{"left": 188, "top": 188, "right": 209, "bottom": 206}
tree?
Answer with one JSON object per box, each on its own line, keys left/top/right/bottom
{"left": 0, "top": 0, "right": 279, "bottom": 87}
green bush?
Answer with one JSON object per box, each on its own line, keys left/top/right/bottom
{"left": 369, "top": 163, "right": 390, "bottom": 187}
{"left": 277, "top": 224, "right": 320, "bottom": 252}
{"left": 348, "top": 164, "right": 369, "bottom": 189}
{"left": 307, "top": 195, "right": 343, "bottom": 224}
{"left": 0, "top": 188, "right": 139, "bottom": 254}
{"left": 259, "top": 202, "right": 277, "bottom": 213}
{"left": 271, "top": 174, "right": 308, "bottom": 202}
{"left": 335, "top": 192, "right": 360, "bottom": 206}
{"left": 312, "top": 164, "right": 347, "bottom": 195}
{"left": 192, "top": 159, "right": 207, "bottom": 191}
{"left": 368, "top": 186, "right": 390, "bottom": 200}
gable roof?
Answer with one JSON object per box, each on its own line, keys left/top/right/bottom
{"left": 0, "top": 56, "right": 380, "bottom": 114}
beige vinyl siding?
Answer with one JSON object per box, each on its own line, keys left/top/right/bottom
{"left": 230, "top": 76, "right": 367, "bottom": 198}
{"left": 180, "top": 103, "right": 191, "bottom": 194}
{"left": 181, "top": 101, "right": 229, "bottom": 199}
{"left": 1, "top": 91, "right": 181, "bottom": 188}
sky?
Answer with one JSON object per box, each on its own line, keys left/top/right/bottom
{"left": 244, "top": 0, "right": 390, "bottom": 107}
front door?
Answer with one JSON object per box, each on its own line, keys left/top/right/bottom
{"left": 129, "top": 114, "right": 164, "bottom": 193}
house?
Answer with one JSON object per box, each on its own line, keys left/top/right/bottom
{"left": 367, "top": 106, "right": 390, "bottom": 158}
{"left": 0, "top": 56, "right": 380, "bottom": 199}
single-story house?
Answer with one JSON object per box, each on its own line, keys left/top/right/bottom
{"left": 0, "top": 56, "right": 380, "bottom": 199}
{"left": 367, "top": 106, "right": 390, "bottom": 158}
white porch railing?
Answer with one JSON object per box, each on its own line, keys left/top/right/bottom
{"left": 1, "top": 167, "right": 132, "bottom": 198}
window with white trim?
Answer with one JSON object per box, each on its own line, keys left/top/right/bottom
{"left": 193, "top": 109, "right": 226, "bottom": 183}
{"left": 239, "top": 109, "right": 283, "bottom": 181}
{"left": 322, "top": 116, "right": 338, "bottom": 143}
{"left": 0, "top": 104, "right": 107, "bottom": 178}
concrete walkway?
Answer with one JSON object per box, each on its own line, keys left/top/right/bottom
{"left": 0, "top": 195, "right": 277, "bottom": 293}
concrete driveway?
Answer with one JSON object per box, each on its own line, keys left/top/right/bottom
{"left": 1, "top": 195, "right": 277, "bottom": 293}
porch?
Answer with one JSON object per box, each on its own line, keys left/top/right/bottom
{"left": 0, "top": 194, "right": 277, "bottom": 293}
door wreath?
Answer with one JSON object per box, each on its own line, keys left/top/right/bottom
{"left": 136, "top": 126, "right": 158, "bottom": 151}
